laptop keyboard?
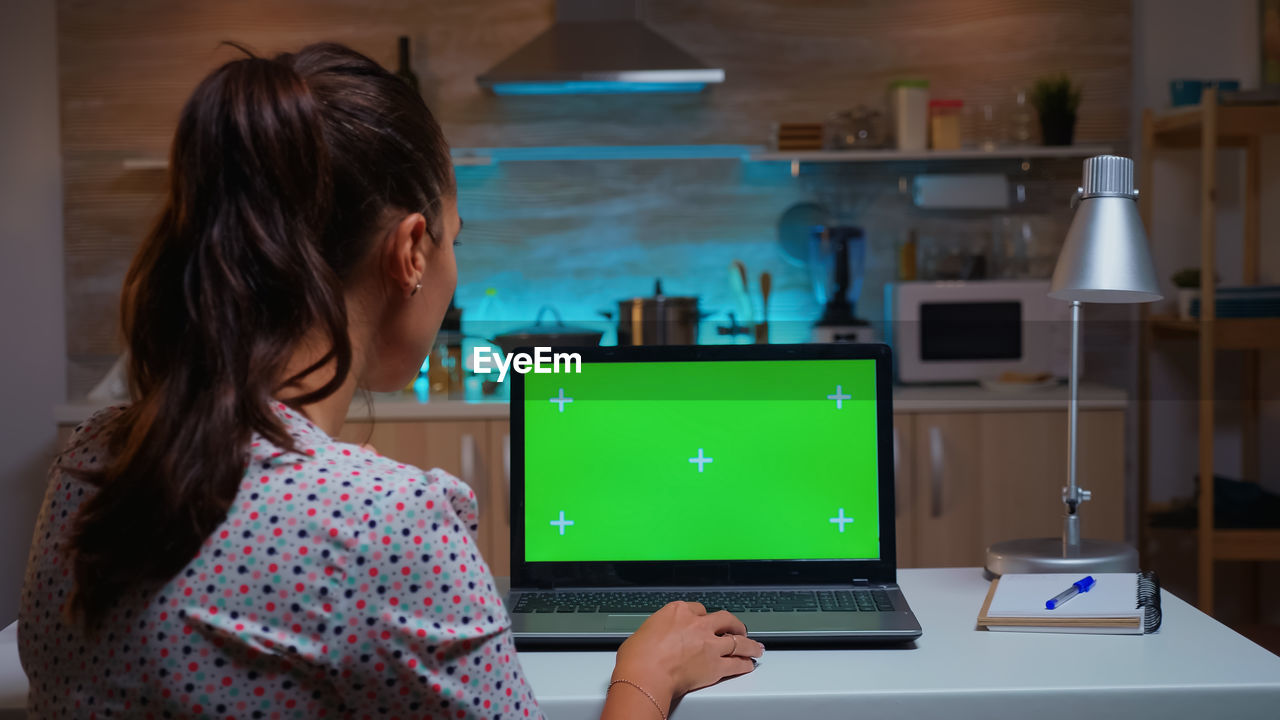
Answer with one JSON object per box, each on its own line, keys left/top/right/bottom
{"left": 511, "top": 589, "right": 895, "bottom": 614}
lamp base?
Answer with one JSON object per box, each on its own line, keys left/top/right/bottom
{"left": 985, "top": 537, "right": 1138, "bottom": 577}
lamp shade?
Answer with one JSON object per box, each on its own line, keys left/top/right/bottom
{"left": 1049, "top": 155, "right": 1163, "bottom": 304}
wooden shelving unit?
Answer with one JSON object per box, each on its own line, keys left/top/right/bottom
{"left": 1148, "top": 315, "right": 1280, "bottom": 350}
{"left": 1138, "top": 88, "right": 1275, "bottom": 616}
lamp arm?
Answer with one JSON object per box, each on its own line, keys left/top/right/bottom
{"left": 1062, "top": 300, "right": 1092, "bottom": 554}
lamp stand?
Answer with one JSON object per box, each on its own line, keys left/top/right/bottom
{"left": 985, "top": 300, "right": 1139, "bottom": 577}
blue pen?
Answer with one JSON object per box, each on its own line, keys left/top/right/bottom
{"left": 1045, "top": 576, "right": 1095, "bottom": 610}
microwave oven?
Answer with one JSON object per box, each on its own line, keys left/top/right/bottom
{"left": 883, "top": 280, "right": 1072, "bottom": 384}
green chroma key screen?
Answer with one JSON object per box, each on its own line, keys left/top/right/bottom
{"left": 522, "top": 359, "right": 881, "bottom": 562}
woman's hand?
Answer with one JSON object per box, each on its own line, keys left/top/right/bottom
{"left": 607, "top": 601, "right": 765, "bottom": 716}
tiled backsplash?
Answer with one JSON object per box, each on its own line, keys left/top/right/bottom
{"left": 68, "top": 155, "right": 1092, "bottom": 398}
{"left": 451, "top": 157, "right": 1082, "bottom": 348}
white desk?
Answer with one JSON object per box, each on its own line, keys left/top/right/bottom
{"left": 0, "top": 621, "right": 24, "bottom": 720}
{"left": 4, "top": 570, "right": 1278, "bottom": 719}
{"left": 516, "top": 568, "right": 1280, "bottom": 719}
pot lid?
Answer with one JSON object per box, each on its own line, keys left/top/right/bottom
{"left": 618, "top": 278, "right": 700, "bottom": 303}
{"left": 496, "top": 306, "right": 604, "bottom": 338}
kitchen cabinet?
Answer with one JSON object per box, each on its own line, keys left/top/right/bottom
{"left": 902, "top": 410, "right": 1125, "bottom": 568}
{"left": 54, "top": 399, "right": 1126, "bottom": 575}
{"left": 892, "top": 414, "right": 915, "bottom": 568}
{"left": 911, "top": 414, "right": 986, "bottom": 568}
{"left": 56, "top": 425, "right": 75, "bottom": 450}
{"left": 336, "top": 409, "right": 1126, "bottom": 573}
{"left": 337, "top": 419, "right": 512, "bottom": 576}
{"left": 487, "top": 420, "right": 512, "bottom": 576}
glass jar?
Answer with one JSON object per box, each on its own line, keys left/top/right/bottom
{"left": 929, "top": 99, "right": 963, "bottom": 150}
{"left": 824, "top": 106, "right": 887, "bottom": 149}
{"left": 976, "top": 102, "right": 1001, "bottom": 151}
{"left": 1007, "top": 88, "right": 1035, "bottom": 146}
{"left": 917, "top": 230, "right": 990, "bottom": 281}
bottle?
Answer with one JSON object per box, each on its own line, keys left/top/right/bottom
{"left": 889, "top": 79, "right": 929, "bottom": 151}
{"left": 1007, "top": 88, "right": 1034, "bottom": 146}
{"left": 441, "top": 296, "right": 463, "bottom": 399}
{"left": 395, "top": 36, "right": 419, "bottom": 94}
{"left": 899, "top": 230, "right": 918, "bottom": 281}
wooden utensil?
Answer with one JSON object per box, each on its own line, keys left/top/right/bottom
{"left": 755, "top": 271, "right": 772, "bottom": 343}
{"left": 729, "top": 260, "right": 753, "bottom": 323}
{"left": 759, "top": 271, "right": 772, "bottom": 321}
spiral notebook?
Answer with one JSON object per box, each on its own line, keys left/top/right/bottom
{"left": 977, "top": 572, "right": 1162, "bottom": 635}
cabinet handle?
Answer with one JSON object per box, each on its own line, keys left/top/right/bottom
{"left": 502, "top": 433, "right": 511, "bottom": 525}
{"left": 929, "top": 425, "right": 945, "bottom": 518}
{"left": 460, "top": 433, "right": 484, "bottom": 512}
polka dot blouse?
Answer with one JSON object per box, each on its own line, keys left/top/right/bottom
{"left": 20, "top": 402, "right": 544, "bottom": 719}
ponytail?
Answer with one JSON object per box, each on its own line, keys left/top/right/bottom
{"left": 68, "top": 43, "right": 454, "bottom": 629}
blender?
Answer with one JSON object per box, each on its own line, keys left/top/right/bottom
{"left": 810, "top": 225, "right": 878, "bottom": 343}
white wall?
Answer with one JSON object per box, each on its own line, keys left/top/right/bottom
{"left": 1133, "top": 0, "right": 1280, "bottom": 502}
{"left": 0, "top": 0, "right": 66, "bottom": 623}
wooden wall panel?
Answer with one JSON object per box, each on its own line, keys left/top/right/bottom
{"left": 57, "top": 0, "right": 1130, "bottom": 396}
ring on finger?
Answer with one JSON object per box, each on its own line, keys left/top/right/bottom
{"left": 728, "top": 634, "right": 738, "bottom": 656}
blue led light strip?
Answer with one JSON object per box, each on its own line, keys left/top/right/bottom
{"left": 489, "top": 81, "right": 707, "bottom": 95}
{"left": 451, "top": 145, "right": 759, "bottom": 163}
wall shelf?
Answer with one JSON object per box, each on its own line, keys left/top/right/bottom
{"left": 750, "top": 144, "right": 1115, "bottom": 164}
{"left": 120, "top": 153, "right": 498, "bottom": 170}
{"left": 122, "top": 143, "right": 1119, "bottom": 171}
{"left": 121, "top": 157, "right": 169, "bottom": 170}
{"left": 1151, "top": 103, "right": 1280, "bottom": 147}
{"left": 450, "top": 145, "right": 759, "bottom": 163}
{"left": 1149, "top": 314, "right": 1280, "bottom": 350}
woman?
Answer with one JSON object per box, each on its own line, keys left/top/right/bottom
{"left": 19, "top": 43, "right": 762, "bottom": 719}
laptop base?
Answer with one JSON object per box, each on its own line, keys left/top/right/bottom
{"left": 508, "top": 583, "right": 922, "bottom": 649}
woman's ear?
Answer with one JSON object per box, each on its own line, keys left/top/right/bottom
{"left": 386, "top": 212, "right": 428, "bottom": 297}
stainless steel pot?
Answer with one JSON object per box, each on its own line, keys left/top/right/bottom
{"left": 606, "top": 280, "right": 704, "bottom": 345}
{"left": 493, "top": 306, "right": 603, "bottom": 356}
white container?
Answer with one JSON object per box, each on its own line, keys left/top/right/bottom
{"left": 891, "top": 79, "right": 930, "bottom": 151}
{"left": 1177, "top": 288, "right": 1200, "bottom": 319}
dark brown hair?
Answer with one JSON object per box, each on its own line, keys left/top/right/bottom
{"left": 68, "top": 43, "right": 454, "bottom": 628}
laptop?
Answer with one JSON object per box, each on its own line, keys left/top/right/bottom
{"left": 505, "top": 343, "right": 922, "bottom": 647}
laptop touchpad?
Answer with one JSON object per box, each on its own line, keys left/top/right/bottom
{"left": 604, "top": 615, "right": 648, "bottom": 632}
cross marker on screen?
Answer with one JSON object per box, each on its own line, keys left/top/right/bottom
{"left": 689, "top": 448, "right": 714, "bottom": 472}
{"left": 550, "top": 388, "right": 574, "bottom": 412}
{"left": 827, "top": 385, "right": 852, "bottom": 409}
{"left": 829, "top": 508, "right": 854, "bottom": 532}
{"left": 550, "top": 510, "right": 575, "bottom": 535}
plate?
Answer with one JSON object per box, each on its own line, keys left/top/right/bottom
{"left": 777, "top": 202, "right": 828, "bottom": 267}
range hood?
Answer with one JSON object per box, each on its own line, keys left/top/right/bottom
{"left": 477, "top": 0, "right": 724, "bottom": 95}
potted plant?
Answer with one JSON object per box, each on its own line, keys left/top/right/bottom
{"left": 1029, "top": 74, "right": 1082, "bottom": 146}
{"left": 1171, "top": 267, "right": 1211, "bottom": 319}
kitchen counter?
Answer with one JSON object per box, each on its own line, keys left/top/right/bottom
{"left": 53, "top": 383, "right": 1128, "bottom": 425}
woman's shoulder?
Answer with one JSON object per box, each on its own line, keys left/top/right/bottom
{"left": 248, "top": 430, "right": 476, "bottom": 521}
{"left": 57, "top": 404, "right": 128, "bottom": 472}
{"left": 327, "top": 442, "right": 478, "bottom": 525}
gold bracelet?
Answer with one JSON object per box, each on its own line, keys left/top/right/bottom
{"left": 608, "top": 678, "right": 668, "bottom": 720}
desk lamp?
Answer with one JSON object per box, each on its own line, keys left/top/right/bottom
{"left": 986, "top": 155, "right": 1161, "bottom": 576}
